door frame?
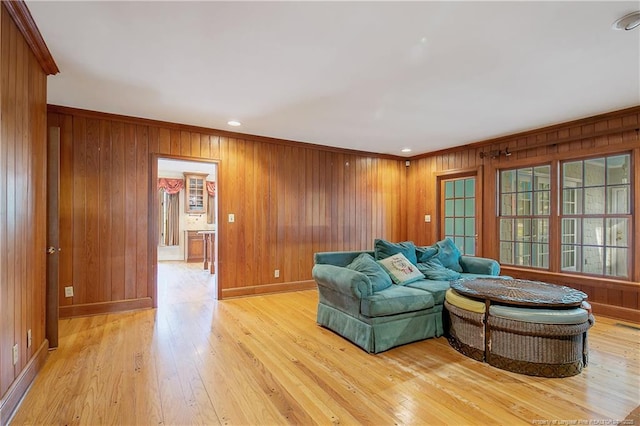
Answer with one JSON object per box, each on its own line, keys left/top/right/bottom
{"left": 149, "top": 154, "right": 221, "bottom": 306}
{"left": 435, "top": 166, "right": 484, "bottom": 256}
{"left": 46, "top": 126, "right": 60, "bottom": 348}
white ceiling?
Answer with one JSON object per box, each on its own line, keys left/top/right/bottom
{"left": 27, "top": 1, "right": 640, "bottom": 157}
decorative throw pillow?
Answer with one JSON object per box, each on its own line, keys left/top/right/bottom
{"left": 377, "top": 253, "right": 425, "bottom": 285}
{"left": 435, "top": 238, "right": 463, "bottom": 272}
{"left": 374, "top": 239, "right": 418, "bottom": 265}
{"left": 417, "top": 258, "right": 462, "bottom": 281}
{"left": 346, "top": 253, "right": 392, "bottom": 293}
{"left": 416, "top": 245, "right": 438, "bottom": 263}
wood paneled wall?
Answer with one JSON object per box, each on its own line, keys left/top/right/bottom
{"left": 0, "top": 3, "right": 48, "bottom": 423}
{"left": 407, "top": 107, "right": 640, "bottom": 322}
{"left": 48, "top": 106, "right": 407, "bottom": 314}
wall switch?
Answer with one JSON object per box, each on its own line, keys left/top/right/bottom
{"left": 64, "top": 286, "right": 74, "bottom": 297}
{"left": 228, "top": 213, "right": 235, "bottom": 223}
{"left": 274, "top": 269, "right": 280, "bottom": 278}
{"left": 27, "top": 329, "right": 32, "bottom": 348}
{"left": 425, "top": 214, "right": 431, "bottom": 223}
{"left": 12, "top": 344, "right": 18, "bottom": 365}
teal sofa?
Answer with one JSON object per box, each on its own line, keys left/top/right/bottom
{"left": 312, "top": 238, "right": 504, "bottom": 353}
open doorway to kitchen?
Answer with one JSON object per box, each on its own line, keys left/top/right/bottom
{"left": 152, "top": 156, "right": 219, "bottom": 307}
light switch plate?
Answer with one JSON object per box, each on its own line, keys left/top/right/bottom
{"left": 64, "top": 286, "right": 74, "bottom": 297}
{"left": 228, "top": 214, "right": 235, "bottom": 223}
{"left": 425, "top": 214, "right": 431, "bottom": 223}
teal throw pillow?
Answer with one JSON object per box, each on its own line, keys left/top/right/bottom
{"left": 374, "top": 239, "right": 418, "bottom": 265}
{"left": 416, "top": 245, "right": 438, "bottom": 263}
{"left": 346, "top": 253, "right": 392, "bottom": 292}
{"left": 436, "top": 238, "right": 463, "bottom": 272}
{"left": 417, "top": 258, "right": 462, "bottom": 280}
{"left": 377, "top": 253, "right": 425, "bottom": 285}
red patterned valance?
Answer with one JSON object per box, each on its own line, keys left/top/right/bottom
{"left": 158, "top": 178, "right": 184, "bottom": 194}
{"left": 206, "top": 181, "right": 216, "bottom": 197}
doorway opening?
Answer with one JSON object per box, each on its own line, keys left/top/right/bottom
{"left": 153, "top": 157, "right": 219, "bottom": 307}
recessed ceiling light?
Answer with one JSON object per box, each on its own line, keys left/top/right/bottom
{"left": 227, "top": 120, "right": 241, "bottom": 126}
{"left": 612, "top": 11, "right": 640, "bottom": 31}
{"left": 401, "top": 148, "right": 412, "bottom": 153}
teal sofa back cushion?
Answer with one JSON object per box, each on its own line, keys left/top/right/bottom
{"left": 416, "top": 245, "right": 438, "bottom": 263}
{"left": 315, "top": 250, "right": 375, "bottom": 267}
{"left": 416, "top": 258, "right": 461, "bottom": 280}
{"left": 374, "top": 239, "right": 418, "bottom": 265}
{"left": 346, "top": 253, "right": 392, "bottom": 293}
{"left": 435, "top": 238, "right": 463, "bottom": 272}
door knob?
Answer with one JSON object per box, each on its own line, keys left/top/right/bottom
{"left": 47, "top": 246, "right": 56, "bottom": 254}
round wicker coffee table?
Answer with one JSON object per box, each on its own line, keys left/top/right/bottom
{"left": 446, "top": 278, "right": 593, "bottom": 377}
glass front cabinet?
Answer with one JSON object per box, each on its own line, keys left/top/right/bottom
{"left": 184, "top": 173, "right": 208, "bottom": 214}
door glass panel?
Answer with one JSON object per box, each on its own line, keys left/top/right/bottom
{"left": 442, "top": 176, "right": 477, "bottom": 256}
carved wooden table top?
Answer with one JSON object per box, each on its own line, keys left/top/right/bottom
{"left": 450, "top": 278, "right": 587, "bottom": 307}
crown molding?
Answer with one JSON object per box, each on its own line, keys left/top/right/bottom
{"left": 3, "top": 0, "right": 59, "bottom": 75}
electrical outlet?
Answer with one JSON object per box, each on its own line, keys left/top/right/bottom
{"left": 64, "top": 286, "right": 74, "bottom": 297}
{"left": 228, "top": 213, "right": 235, "bottom": 223}
{"left": 27, "top": 329, "right": 32, "bottom": 348}
{"left": 12, "top": 344, "right": 18, "bottom": 365}
{"left": 424, "top": 214, "right": 431, "bottom": 223}
{"left": 274, "top": 269, "right": 280, "bottom": 278}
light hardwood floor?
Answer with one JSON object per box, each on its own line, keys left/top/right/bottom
{"left": 10, "top": 262, "right": 640, "bottom": 425}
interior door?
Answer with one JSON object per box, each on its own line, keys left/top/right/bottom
{"left": 46, "top": 127, "right": 60, "bottom": 348}
{"left": 440, "top": 174, "right": 480, "bottom": 256}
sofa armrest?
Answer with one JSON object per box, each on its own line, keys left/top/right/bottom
{"left": 459, "top": 256, "right": 501, "bottom": 276}
{"left": 312, "top": 264, "right": 372, "bottom": 298}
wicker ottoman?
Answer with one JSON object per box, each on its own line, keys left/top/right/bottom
{"left": 487, "top": 305, "right": 595, "bottom": 377}
{"left": 444, "top": 289, "right": 486, "bottom": 361}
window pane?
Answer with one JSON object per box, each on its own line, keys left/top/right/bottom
{"left": 516, "top": 219, "right": 531, "bottom": 240}
{"left": 562, "top": 218, "right": 580, "bottom": 244}
{"left": 465, "top": 218, "right": 475, "bottom": 236}
{"left": 533, "top": 219, "right": 549, "bottom": 243}
{"left": 606, "top": 248, "right": 628, "bottom": 278}
{"left": 563, "top": 161, "right": 582, "bottom": 187}
{"left": 515, "top": 242, "right": 530, "bottom": 266}
{"left": 517, "top": 169, "right": 532, "bottom": 191}
{"left": 454, "top": 199, "right": 464, "bottom": 216}
{"left": 606, "top": 218, "right": 628, "bottom": 247}
{"left": 445, "top": 200, "right": 454, "bottom": 216}
{"left": 454, "top": 218, "right": 465, "bottom": 235}
{"left": 607, "top": 155, "right": 630, "bottom": 185}
{"left": 535, "top": 191, "right": 550, "bottom": 215}
{"left": 583, "top": 218, "right": 604, "bottom": 246}
{"left": 444, "top": 181, "right": 454, "bottom": 198}
{"left": 465, "top": 179, "right": 475, "bottom": 197}
{"left": 465, "top": 237, "right": 476, "bottom": 256}
{"left": 583, "top": 246, "right": 603, "bottom": 274}
{"left": 532, "top": 243, "right": 549, "bottom": 268}
{"left": 502, "top": 194, "right": 515, "bottom": 216}
{"left": 534, "top": 166, "right": 551, "bottom": 190}
{"left": 517, "top": 192, "right": 532, "bottom": 215}
{"left": 607, "top": 186, "right": 630, "bottom": 214}
{"left": 501, "top": 170, "right": 516, "bottom": 193}
{"left": 563, "top": 188, "right": 582, "bottom": 214}
{"left": 584, "top": 187, "right": 605, "bottom": 214}
{"left": 454, "top": 236, "right": 465, "bottom": 253}
{"left": 465, "top": 198, "right": 475, "bottom": 216}
{"left": 500, "top": 219, "right": 513, "bottom": 240}
{"left": 454, "top": 179, "right": 465, "bottom": 197}
{"left": 561, "top": 245, "right": 579, "bottom": 271}
{"left": 500, "top": 242, "right": 513, "bottom": 264}
{"left": 584, "top": 158, "right": 605, "bottom": 186}
{"left": 444, "top": 218, "right": 454, "bottom": 235}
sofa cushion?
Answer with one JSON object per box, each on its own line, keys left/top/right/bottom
{"left": 489, "top": 305, "right": 589, "bottom": 325}
{"left": 416, "top": 245, "right": 439, "bottom": 263}
{"left": 346, "top": 253, "right": 392, "bottom": 293}
{"left": 377, "top": 253, "right": 425, "bottom": 285}
{"left": 435, "top": 238, "right": 463, "bottom": 272}
{"left": 445, "top": 289, "right": 486, "bottom": 313}
{"left": 361, "top": 285, "right": 435, "bottom": 317}
{"left": 374, "top": 239, "right": 418, "bottom": 265}
{"left": 416, "top": 258, "right": 461, "bottom": 281}
{"left": 405, "top": 279, "right": 450, "bottom": 305}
